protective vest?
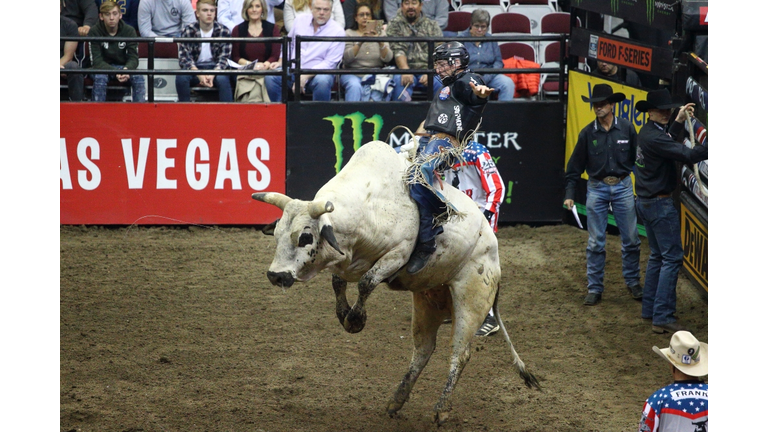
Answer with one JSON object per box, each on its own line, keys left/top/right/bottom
{"left": 423, "top": 71, "right": 487, "bottom": 143}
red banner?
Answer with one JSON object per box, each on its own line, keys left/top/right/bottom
{"left": 60, "top": 103, "right": 286, "bottom": 225}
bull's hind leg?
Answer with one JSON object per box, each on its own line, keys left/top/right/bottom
{"left": 387, "top": 287, "right": 450, "bottom": 416}
{"left": 433, "top": 274, "right": 497, "bottom": 425}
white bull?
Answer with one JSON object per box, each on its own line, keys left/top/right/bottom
{"left": 252, "top": 140, "right": 539, "bottom": 425}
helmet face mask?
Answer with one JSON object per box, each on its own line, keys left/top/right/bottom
{"left": 433, "top": 42, "right": 469, "bottom": 84}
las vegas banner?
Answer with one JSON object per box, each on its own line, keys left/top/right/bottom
{"left": 60, "top": 103, "right": 286, "bottom": 225}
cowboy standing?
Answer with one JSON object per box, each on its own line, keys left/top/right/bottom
{"left": 638, "top": 331, "right": 708, "bottom": 431}
{"left": 634, "top": 89, "right": 707, "bottom": 334}
{"left": 404, "top": 41, "right": 494, "bottom": 274}
{"left": 564, "top": 83, "right": 642, "bottom": 306}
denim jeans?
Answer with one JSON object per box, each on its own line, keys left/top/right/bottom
{"left": 483, "top": 74, "right": 516, "bottom": 101}
{"left": 585, "top": 176, "right": 641, "bottom": 294}
{"left": 339, "top": 74, "right": 386, "bottom": 101}
{"left": 636, "top": 196, "right": 683, "bottom": 326}
{"left": 92, "top": 64, "right": 146, "bottom": 102}
{"left": 265, "top": 73, "right": 334, "bottom": 102}
{"left": 392, "top": 74, "right": 442, "bottom": 101}
{"left": 408, "top": 136, "right": 459, "bottom": 244}
{"left": 175, "top": 61, "right": 233, "bottom": 102}
{"left": 62, "top": 61, "right": 84, "bottom": 101}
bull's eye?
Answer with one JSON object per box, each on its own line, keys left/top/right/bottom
{"left": 298, "top": 232, "right": 314, "bottom": 247}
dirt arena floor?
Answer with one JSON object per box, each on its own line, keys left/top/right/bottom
{"left": 60, "top": 223, "right": 708, "bottom": 432}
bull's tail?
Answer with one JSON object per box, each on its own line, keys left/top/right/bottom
{"left": 493, "top": 286, "right": 542, "bottom": 391}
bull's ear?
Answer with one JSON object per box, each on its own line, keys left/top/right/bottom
{"left": 261, "top": 218, "right": 280, "bottom": 236}
{"left": 252, "top": 192, "right": 292, "bottom": 210}
{"left": 320, "top": 225, "right": 344, "bottom": 255}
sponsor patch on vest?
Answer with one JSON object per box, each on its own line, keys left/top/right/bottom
{"left": 439, "top": 87, "right": 451, "bottom": 100}
{"left": 438, "top": 113, "right": 448, "bottom": 124}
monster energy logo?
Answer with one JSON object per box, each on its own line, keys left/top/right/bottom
{"left": 611, "top": 0, "right": 619, "bottom": 15}
{"left": 647, "top": 0, "right": 654, "bottom": 23}
{"left": 323, "top": 112, "right": 384, "bottom": 173}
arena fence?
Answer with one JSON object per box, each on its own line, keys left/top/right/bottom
{"left": 61, "top": 34, "right": 568, "bottom": 103}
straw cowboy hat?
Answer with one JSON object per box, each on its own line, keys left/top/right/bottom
{"left": 636, "top": 88, "right": 683, "bottom": 112}
{"left": 652, "top": 331, "right": 708, "bottom": 377}
{"left": 581, "top": 83, "right": 625, "bottom": 104}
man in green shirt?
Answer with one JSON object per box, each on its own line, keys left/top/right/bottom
{"left": 88, "top": 1, "right": 145, "bottom": 102}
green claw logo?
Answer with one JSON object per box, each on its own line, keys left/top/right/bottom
{"left": 323, "top": 112, "right": 384, "bottom": 173}
{"left": 647, "top": 0, "right": 654, "bottom": 24}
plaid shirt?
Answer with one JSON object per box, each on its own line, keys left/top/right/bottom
{"left": 178, "top": 21, "right": 232, "bottom": 70}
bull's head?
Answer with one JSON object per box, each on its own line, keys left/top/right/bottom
{"left": 252, "top": 192, "right": 344, "bottom": 288}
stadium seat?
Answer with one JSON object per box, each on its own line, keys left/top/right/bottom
{"left": 490, "top": 12, "right": 531, "bottom": 34}
{"left": 452, "top": 0, "right": 507, "bottom": 19}
{"left": 499, "top": 42, "right": 536, "bottom": 62}
{"left": 538, "top": 12, "right": 579, "bottom": 69}
{"left": 445, "top": 11, "right": 472, "bottom": 33}
{"left": 138, "top": 42, "right": 181, "bottom": 102}
{"left": 539, "top": 41, "right": 570, "bottom": 99}
{"left": 505, "top": 0, "right": 555, "bottom": 34}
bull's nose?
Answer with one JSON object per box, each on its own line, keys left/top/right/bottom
{"left": 267, "top": 271, "right": 294, "bottom": 288}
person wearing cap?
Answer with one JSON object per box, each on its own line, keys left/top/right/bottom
{"left": 634, "top": 89, "right": 707, "bottom": 334}
{"left": 564, "top": 83, "right": 642, "bottom": 306}
{"left": 638, "top": 331, "right": 708, "bottom": 431}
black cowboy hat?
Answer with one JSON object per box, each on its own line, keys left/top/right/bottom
{"left": 581, "top": 84, "right": 625, "bottom": 103}
{"left": 636, "top": 88, "right": 682, "bottom": 112}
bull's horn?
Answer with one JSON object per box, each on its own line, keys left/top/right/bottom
{"left": 252, "top": 192, "right": 292, "bottom": 210}
{"left": 308, "top": 200, "right": 335, "bottom": 219}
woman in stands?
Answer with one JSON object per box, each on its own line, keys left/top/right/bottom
{"left": 341, "top": 2, "right": 392, "bottom": 101}
{"left": 230, "top": 0, "right": 282, "bottom": 70}
{"left": 283, "top": 0, "right": 345, "bottom": 32}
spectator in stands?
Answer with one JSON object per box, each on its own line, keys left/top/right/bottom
{"left": 231, "top": 0, "right": 282, "bottom": 68}
{"left": 176, "top": 0, "right": 234, "bottom": 102}
{"left": 138, "top": 0, "right": 196, "bottom": 37}
{"left": 61, "top": 1, "right": 84, "bottom": 101}
{"left": 88, "top": 1, "right": 146, "bottom": 102}
{"left": 230, "top": 0, "right": 282, "bottom": 100}
{"left": 564, "top": 83, "right": 641, "bottom": 306}
{"left": 638, "top": 331, "right": 708, "bottom": 431}
{"left": 383, "top": 0, "right": 447, "bottom": 30}
{"left": 95, "top": 0, "right": 140, "bottom": 31}
{"left": 62, "top": 0, "right": 99, "bottom": 36}
{"left": 457, "top": 9, "right": 515, "bottom": 101}
{"left": 218, "top": 0, "right": 285, "bottom": 29}
{"left": 341, "top": 3, "right": 393, "bottom": 101}
{"left": 265, "top": 0, "right": 345, "bottom": 102}
{"left": 341, "top": 0, "right": 384, "bottom": 30}
{"left": 283, "top": 0, "right": 345, "bottom": 33}
{"left": 634, "top": 90, "right": 706, "bottom": 334}
{"left": 62, "top": 0, "right": 99, "bottom": 67}
{"left": 594, "top": 60, "right": 642, "bottom": 88}
{"left": 387, "top": 0, "right": 443, "bottom": 101}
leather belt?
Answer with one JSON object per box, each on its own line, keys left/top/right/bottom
{"left": 638, "top": 193, "right": 672, "bottom": 199}
{"left": 428, "top": 132, "right": 459, "bottom": 147}
{"left": 600, "top": 174, "right": 628, "bottom": 186}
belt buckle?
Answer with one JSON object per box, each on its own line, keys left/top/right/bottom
{"left": 603, "top": 176, "right": 620, "bottom": 186}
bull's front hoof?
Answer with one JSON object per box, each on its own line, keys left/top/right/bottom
{"left": 386, "top": 400, "right": 403, "bottom": 416}
{"left": 342, "top": 309, "right": 367, "bottom": 334}
{"left": 434, "top": 410, "right": 450, "bottom": 426}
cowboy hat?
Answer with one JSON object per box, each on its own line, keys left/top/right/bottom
{"left": 581, "top": 84, "right": 625, "bottom": 104}
{"left": 652, "top": 331, "right": 708, "bottom": 377}
{"left": 636, "top": 88, "right": 682, "bottom": 112}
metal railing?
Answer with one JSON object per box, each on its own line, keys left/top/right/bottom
{"left": 61, "top": 33, "right": 568, "bottom": 102}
